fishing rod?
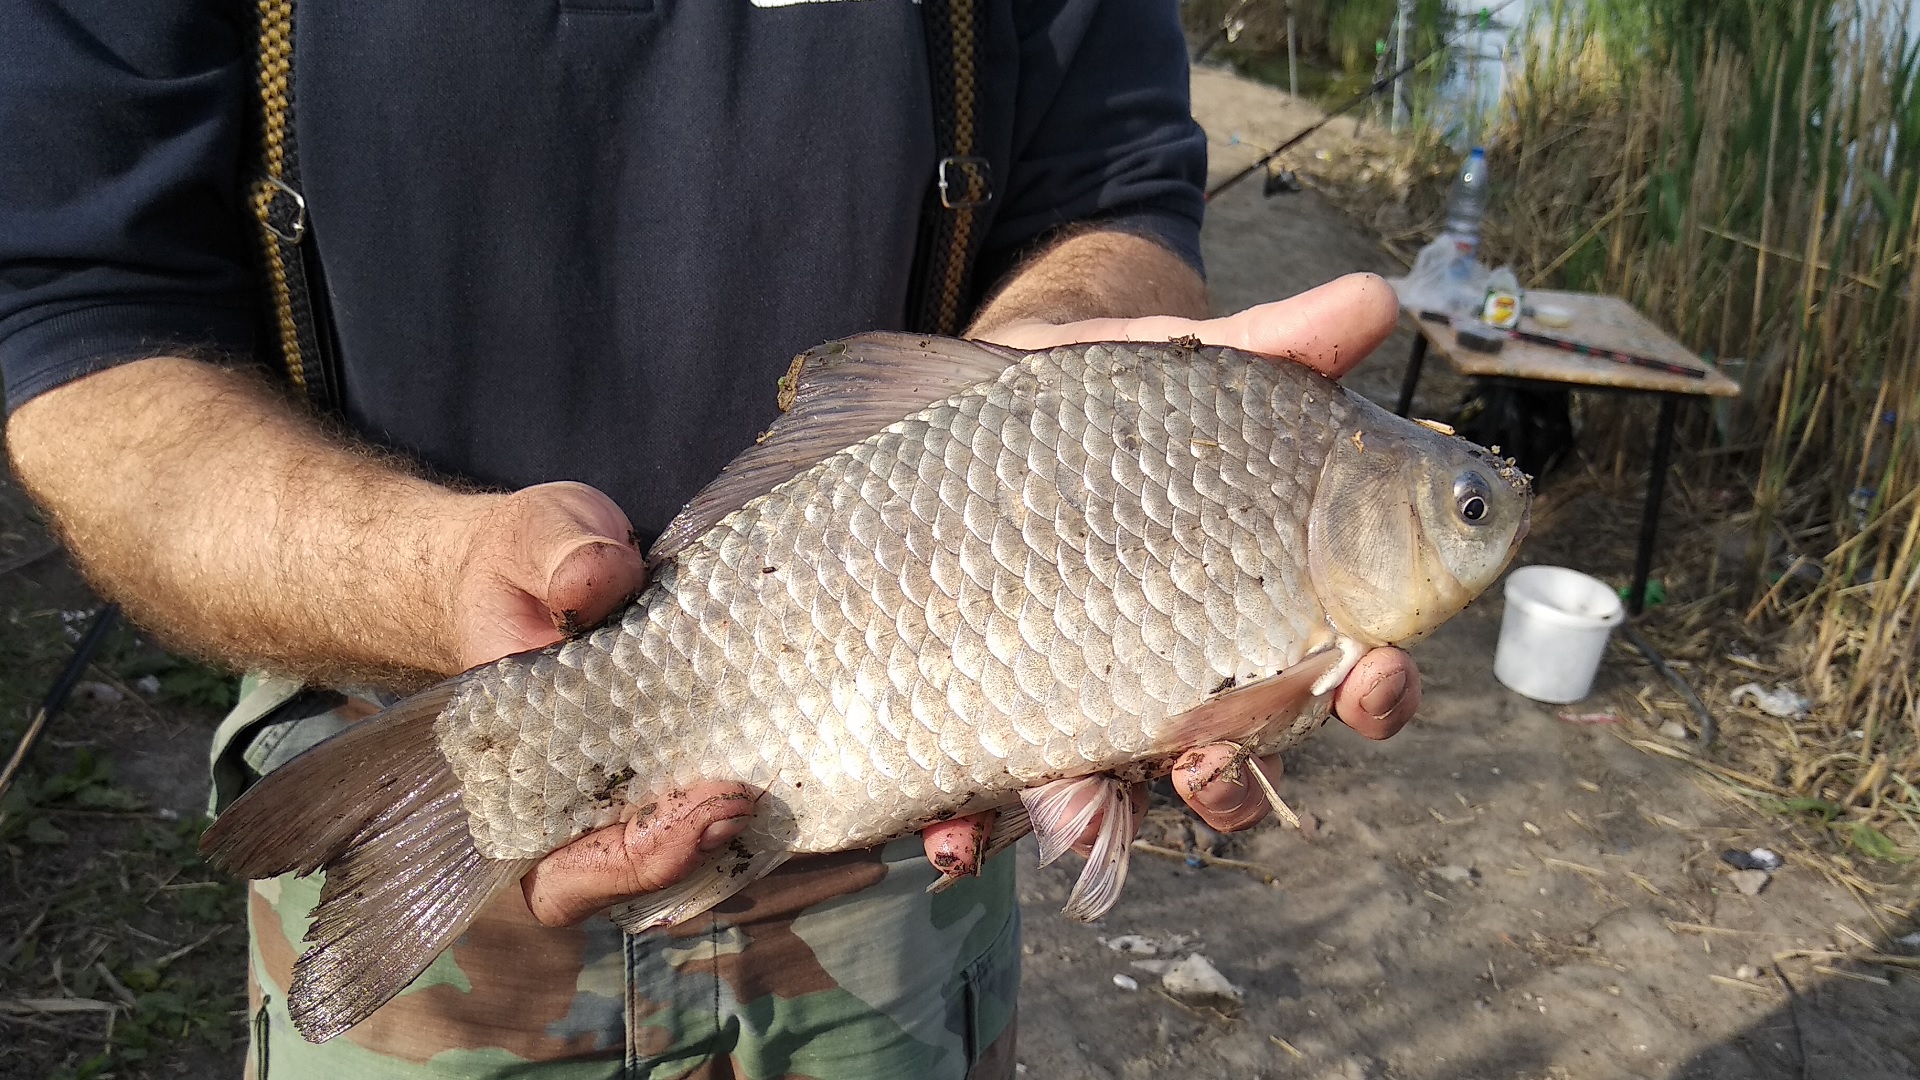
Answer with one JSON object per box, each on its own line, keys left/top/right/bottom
{"left": 0, "top": 603, "right": 122, "bottom": 805}
{"left": 1416, "top": 310, "right": 1709, "bottom": 380}
{"left": 1205, "top": 0, "right": 1525, "bottom": 203}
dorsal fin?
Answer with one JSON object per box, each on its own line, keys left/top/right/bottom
{"left": 648, "top": 332, "right": 1022, "bottom": 564}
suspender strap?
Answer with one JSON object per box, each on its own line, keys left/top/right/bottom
{"left": 249, "top": 0, "right": 342, "bottom": 413}
{"left": 907, "top": 0, "right": 994, "bottom": 337}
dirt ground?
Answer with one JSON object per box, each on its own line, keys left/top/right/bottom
{"left": 1003, "top": 66, "right": 1920, "bottom": 1080}
{"left": 6, "top": 63, "right": 1919, "bottom": 1080}
{"left": 0, "top": 487, "right": 246, "bottom": 1079}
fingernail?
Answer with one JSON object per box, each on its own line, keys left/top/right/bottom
{"left": 697, "top": 817, "right": 749, "bottom": 852}
{"left": 1203, "top": 777, "right": 1254, "bottom": 815}
{"left": 1360, "top": 668, "right": 1408, "bottom": 722}
{"left": 543, "top": 538, "right": 621, "bottom": 596}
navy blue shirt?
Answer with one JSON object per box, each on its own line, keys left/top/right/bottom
{"left": 0, "top": 0, "right": 1205, "bottom": 537}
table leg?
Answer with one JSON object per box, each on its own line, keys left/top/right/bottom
{"left": 1627, "top": 394, "right": 1680, "bottom": 616}
{"left": 1394, "top": 334, "right": 1428, "bottom": 418}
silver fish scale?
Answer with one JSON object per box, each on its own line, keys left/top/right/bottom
{"left": 441, "top": 343, "right": 1356, "bottom": 859}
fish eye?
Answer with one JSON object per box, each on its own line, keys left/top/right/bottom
{"left": 1454, "top": 473, "right": 1493, "bottom": 525}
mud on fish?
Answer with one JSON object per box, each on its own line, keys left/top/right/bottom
{"left": 202, "top": 332, "right": 1531, "bottom": 1041}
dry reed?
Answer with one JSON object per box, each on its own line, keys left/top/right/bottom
{"left": 1479, "top": 0, "right": 1920, "bottom": 879}
{"left": 1277, "top": 0, "right": 1920, "bottom": 882}
{"left": 1190, "top": 0, "right": 1912, "bottom": 891}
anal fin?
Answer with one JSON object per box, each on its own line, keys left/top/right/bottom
{"left": 1019, "top": 775, "right": 1137, "bottom": 922}
{"left": 605, "top": 840, "right": 792, "bottom": 933}
{"left": 980, "top": 802, "right": 1032, "bottom": 863}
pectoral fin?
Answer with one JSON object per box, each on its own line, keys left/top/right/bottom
{"left": 1162, "top": 648, "right": 1345, "bottom": 751}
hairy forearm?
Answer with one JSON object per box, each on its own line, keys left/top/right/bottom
{"left": 7, "top": 358, "right": 485, "bottom": 686}
{"left": 2, "top": 229, "right": 1202, "bottom": 686}
{"left": 967, "top": 228, "right": 1209, "bottom": 334}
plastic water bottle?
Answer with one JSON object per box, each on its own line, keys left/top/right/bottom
{"left": 1443, "top": 147, "right": 1490, "bottom": 258}
{"left": 1440, "top": 147, "right": 1491, "bottom": 315}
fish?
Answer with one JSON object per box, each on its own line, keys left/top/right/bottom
{"left": 201, "top": 332, "right": 1531, "bottom": 1041}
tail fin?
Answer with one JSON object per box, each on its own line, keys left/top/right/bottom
{"left": 200, "top": 682, "right": 534, "bottom": 1043}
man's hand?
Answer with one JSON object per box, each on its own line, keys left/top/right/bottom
{"left": 441, "top": 481, "right": 755, "bottom": 926}
{"left": 943, "top": 271, "right": 1421, "bottom": 860}
{"left": 6, "top": 359, "right": 751, "bottom": 928}
{"left": 446, "top": 481, "right": 648, "bottom": 668}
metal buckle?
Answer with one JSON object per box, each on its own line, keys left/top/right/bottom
{"left": 937, "top": 156, "right": 993, "bottom": 210}
{"left": 260, "top": 175, "right": 307, "bottom": 244}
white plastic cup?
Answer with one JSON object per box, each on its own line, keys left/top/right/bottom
{"left": 1493, "top": 566, "right": 1626, "bottom": 704}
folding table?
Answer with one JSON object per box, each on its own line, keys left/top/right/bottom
{"left": 1392, "top": 290, "right": 1741, "bottom": 614}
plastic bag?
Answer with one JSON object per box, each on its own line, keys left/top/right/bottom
{"left": 1388, "top": 234, "right": 1490, "bottom": 317}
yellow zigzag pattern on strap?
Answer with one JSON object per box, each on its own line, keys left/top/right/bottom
{"left": 933, "top": 0, "right": 981, "bottom": 337}
{"left": 250, "top": 0, "right": 307, "bottom": 394}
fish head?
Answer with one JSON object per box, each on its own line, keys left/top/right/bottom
{"left": 1306, "top": 402, "right": 1531, "bottom": 647}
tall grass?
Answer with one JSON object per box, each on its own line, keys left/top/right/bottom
{"left": 1455, "top": 0, "right": 1920, "bottom": 862}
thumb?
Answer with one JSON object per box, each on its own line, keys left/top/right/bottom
{"left": 1210, "top": 273, "right": 1400, "bottom": 378}
{"left": 512, "top": 482, "right": 648, "bottom": 635}
{"left": 450, "top": 482, "right": 648, "bottom": 670}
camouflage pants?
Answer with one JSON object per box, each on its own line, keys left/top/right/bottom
{"left": 213, "top": 677, "right": 1020, "bottom": 1080}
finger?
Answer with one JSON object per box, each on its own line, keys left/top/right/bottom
{"left": 521, "top": 783, "right": 753, "bottom": 927}
{"left": 1331, "top": 647, "right": 1420, "bottom": 740}
{"left": 452, "top": 483, "right": 648, "bottom": 669}
{"left": 1172, "top": 745, "right": 1282, "bottom": 833}
{"left": 1207, "top": 273, "right": 1400, "bottom": 378}
{"left": 971, "top": 274, "right": 1400, "bottom": 381}
{"left": 921, "top": 812, "right": 996, "bottom": 878}
{"left": 542, "top": 536, "right": 648, "bottom": 635}
{"left": 517, "top": 482, "right": 648, "bottom": 633}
